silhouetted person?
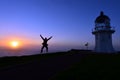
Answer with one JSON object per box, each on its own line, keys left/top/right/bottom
{"left": 40, "top": 35, "right": 52, "bottom": 53}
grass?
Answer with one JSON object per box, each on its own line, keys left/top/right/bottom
{"left": 0, "top": 50, "right": 120, "bottom": 80}
{"left": 51, "top": 52, "right": 120, "bottom": 80}
{"left": 0, "top": 51, "right": 68, "bottom": 69}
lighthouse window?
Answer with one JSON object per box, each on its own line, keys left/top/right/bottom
{"left": 106, "top": 23, "right": 110, "bottom": 26}
{"left": 101, "top": 23, "right": 105, "bottom": 27}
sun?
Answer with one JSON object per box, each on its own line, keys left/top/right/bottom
{"left": 10, "top": 41, "right": 19, "bottom": 48}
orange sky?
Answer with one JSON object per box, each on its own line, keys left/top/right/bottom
{"left": 0, "top": 36, "right": 40, "bottom": 48}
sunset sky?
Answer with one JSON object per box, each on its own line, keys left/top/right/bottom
{"left": 0, "top": 0, "right": 120, "bottom": 55}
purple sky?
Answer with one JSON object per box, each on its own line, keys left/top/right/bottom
{"left": 0, "top": 0, "right": 120, "bottom": 56}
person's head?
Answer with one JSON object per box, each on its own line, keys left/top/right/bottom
{"left": 45, "top": 37, "right": 47, "bottom": 40}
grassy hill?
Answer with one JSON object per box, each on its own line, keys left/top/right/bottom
{"left": 0, "top": 50, "right": 120, "bottom": 80}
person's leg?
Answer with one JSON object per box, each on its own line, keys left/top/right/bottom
{"left": 46, "top": 46, "right": 48, "bottom": 52}
{"left": 41, "top": 46, "right": 44, "bottom": 53}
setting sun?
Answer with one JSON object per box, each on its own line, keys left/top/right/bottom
{"left": 10, "top": 41, "right": 19, "bottom": 48}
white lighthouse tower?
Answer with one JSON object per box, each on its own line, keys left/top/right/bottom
{"left": 92, "top": 11, "right": 115, "bottom": 53}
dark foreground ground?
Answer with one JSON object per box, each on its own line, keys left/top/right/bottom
{"left": 0, "top": 50, "right": 120, "bottom": 80}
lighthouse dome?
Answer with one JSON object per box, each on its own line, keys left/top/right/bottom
{"left": 95, "top": 11, "right": 110, "bottom": 23}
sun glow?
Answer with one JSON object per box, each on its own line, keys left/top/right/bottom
{"left": 10, "top": 41, "right": 19, "bottom": 48}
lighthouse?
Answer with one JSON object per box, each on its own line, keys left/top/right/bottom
{"left": 92, "top": 11, "right": 115, "bottom": 53}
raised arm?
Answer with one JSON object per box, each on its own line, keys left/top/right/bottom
{"left": 40, "top": 35, "right": 44, "bottom": 40}
{"left": 48, "top": 36, "right": 52, "bottom": 40}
